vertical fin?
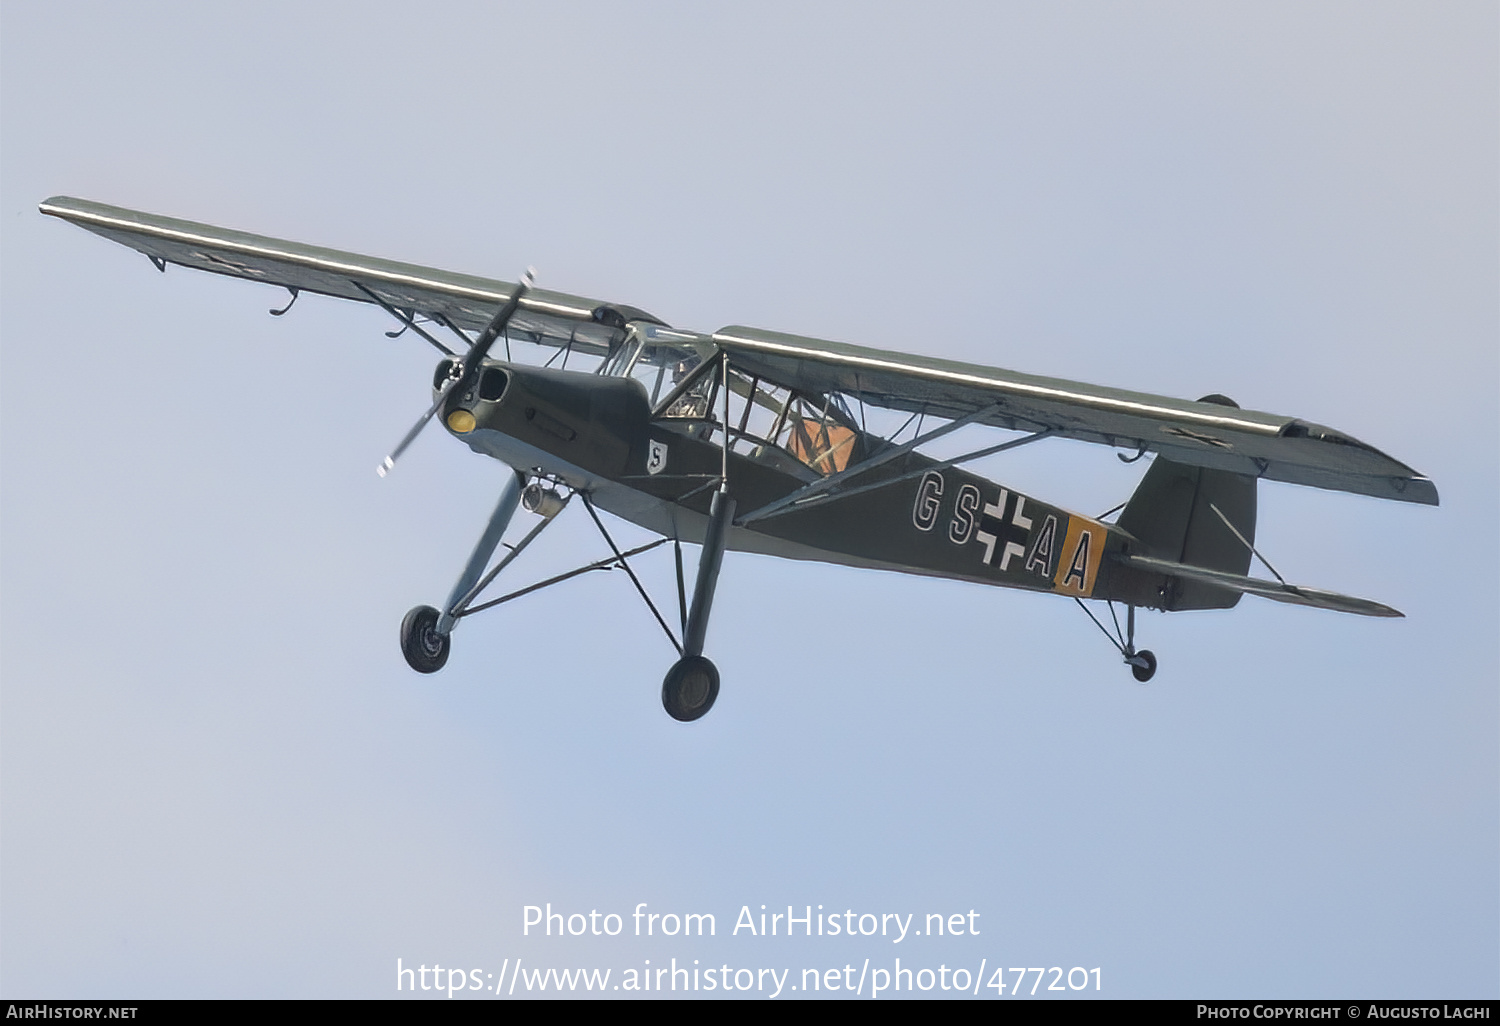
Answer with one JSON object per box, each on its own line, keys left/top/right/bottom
{"left": 1117, "top": 457, "right": 1257, "bottom": 611}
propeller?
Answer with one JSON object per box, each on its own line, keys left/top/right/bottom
{"left": 377, "top": 269, "right": 535, "bottom": 477}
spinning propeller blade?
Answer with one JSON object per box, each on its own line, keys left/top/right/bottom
{"left": 377, "top": 269, "right": 535, "bottom": 477}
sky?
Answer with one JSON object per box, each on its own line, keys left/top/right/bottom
{"left": 2, "top": 1, "right": 1495, "bottom": 1000}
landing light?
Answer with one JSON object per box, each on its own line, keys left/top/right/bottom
{"left": 522, "top": 482, "right": 566, "bottom": 518}
{"left": 446, "top": 409, "right": 476, "bottom": 433}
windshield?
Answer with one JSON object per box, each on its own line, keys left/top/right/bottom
{"left": 599, "top": 324, "right": 718, "bottom": 407}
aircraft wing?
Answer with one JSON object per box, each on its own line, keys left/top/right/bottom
{"left": 1118, "top": 555, "right": 1403, "bottom": 618}
{"left": 38, "top": 195, "right": 653, "bottom": 356}
{"left": 712, "top": 326, "right": 1437, "bottom": 506}
{"left": 41, "top": 196, "right": 1436, "bottom": 507}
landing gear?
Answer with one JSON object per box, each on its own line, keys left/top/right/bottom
{"left": 662, "top": 655, "right": 720, "bottom": 721}
{"left": 400, "top": 471, "right": 525, "bottom": 675}
{"left": 1075, "top": 598, "right": 1160, "bottom": 683}
{"left": 1127, "top": 649, "right": 1157, "bottom": 683}
{"left": 1120, "top": 605, "right": 1156, "bottom": 682}
{"left": 400, "top": 605, "right": 449, "bottom": 673}
{"left": 659, "top": 488, "right": 737, "bottom": 721}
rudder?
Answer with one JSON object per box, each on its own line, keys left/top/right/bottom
{"left": 1116, "top": 406, "right": 1257, "bottom": 611}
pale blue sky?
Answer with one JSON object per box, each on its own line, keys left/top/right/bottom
{"left": 2, "top": 1, "right": 1495, "bottom": 998}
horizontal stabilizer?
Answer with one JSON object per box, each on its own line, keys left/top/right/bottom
{"left": 1118, "top": 554, "right": 1403, "bottom": 618}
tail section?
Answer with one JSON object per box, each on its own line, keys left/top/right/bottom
{"left": 1116, "top": 454, "right": 1257, "bottom": 611}
{"left": 1108, "top": 443, "right": 1403, "bottom": 619}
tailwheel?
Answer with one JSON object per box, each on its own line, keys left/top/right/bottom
{"left": 400, "top": 605, "right": 450, "bottom": 673}
{"left": 1128, "top": 649, "right": 1157, "bottom": 683}
{"left": 662, "top": 655, "right": 720, "bottom": 722}
{"left": 1076, "top": 598, "right": 1158, "bottom": 683}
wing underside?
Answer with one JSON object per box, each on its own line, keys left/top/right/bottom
{"left": 39, "top": 195, "right": 634, "bottom": 356}
{"left": 41, "top": 195, "right": 1436, "bottom": 507}
{"left": 712, "top": 326, "right": 1437, "bottom": 506}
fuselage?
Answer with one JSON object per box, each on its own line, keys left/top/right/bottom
{"left": 438, "top": 358, "right": 1166, "bottom": 607}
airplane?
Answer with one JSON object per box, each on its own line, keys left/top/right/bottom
{"left": 40, "top": 196, "right": 1439, "bottom": 721}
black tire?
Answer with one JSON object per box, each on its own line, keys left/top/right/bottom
{"left": 1130, "top": 649, "right": 1157, "bottom": 683}
{"left": 401, "top": 605, "right": 450, "bottom": 673}
{"left": 662, "top": 655, "right": 720, "bottom": 721}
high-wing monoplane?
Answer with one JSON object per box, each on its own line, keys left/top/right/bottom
{"left": 41, "top": 197, "right": 1438, "bottom": 721}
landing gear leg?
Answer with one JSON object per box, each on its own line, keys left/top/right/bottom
{"left": 400, "top": 470, "right": 523, "bottom": 673}
{"left": 1122, "top": 604, "right": 1157, "bottom": 683}
{"left": 662, "top": 489, "right": 735, "bottom": 721}
{"left": 1074, "top": 597, "right": 1159, "bottom": 683}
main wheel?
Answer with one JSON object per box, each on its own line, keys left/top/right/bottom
{"left": 1129, "top": 649, "right": 1157, "bottom": 683}
{"left": 662, "top": 655, "right": 720, "bottom": 721}
{"left": 400, "top": 605, "right": 450, "bottom": 673}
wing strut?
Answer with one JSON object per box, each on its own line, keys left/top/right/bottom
{"left": 350, "top": 280, "right": 458, "bottom": 357}
{"left": 750, "top": 428, "right": 1055, "bottom": 525}
{"left": 737, "top": 402, "right": 1004, "bottom": 525}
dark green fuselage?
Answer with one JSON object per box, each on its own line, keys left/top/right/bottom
{"left": 442, "top": 360, "right": 1190, "bottom": 610}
